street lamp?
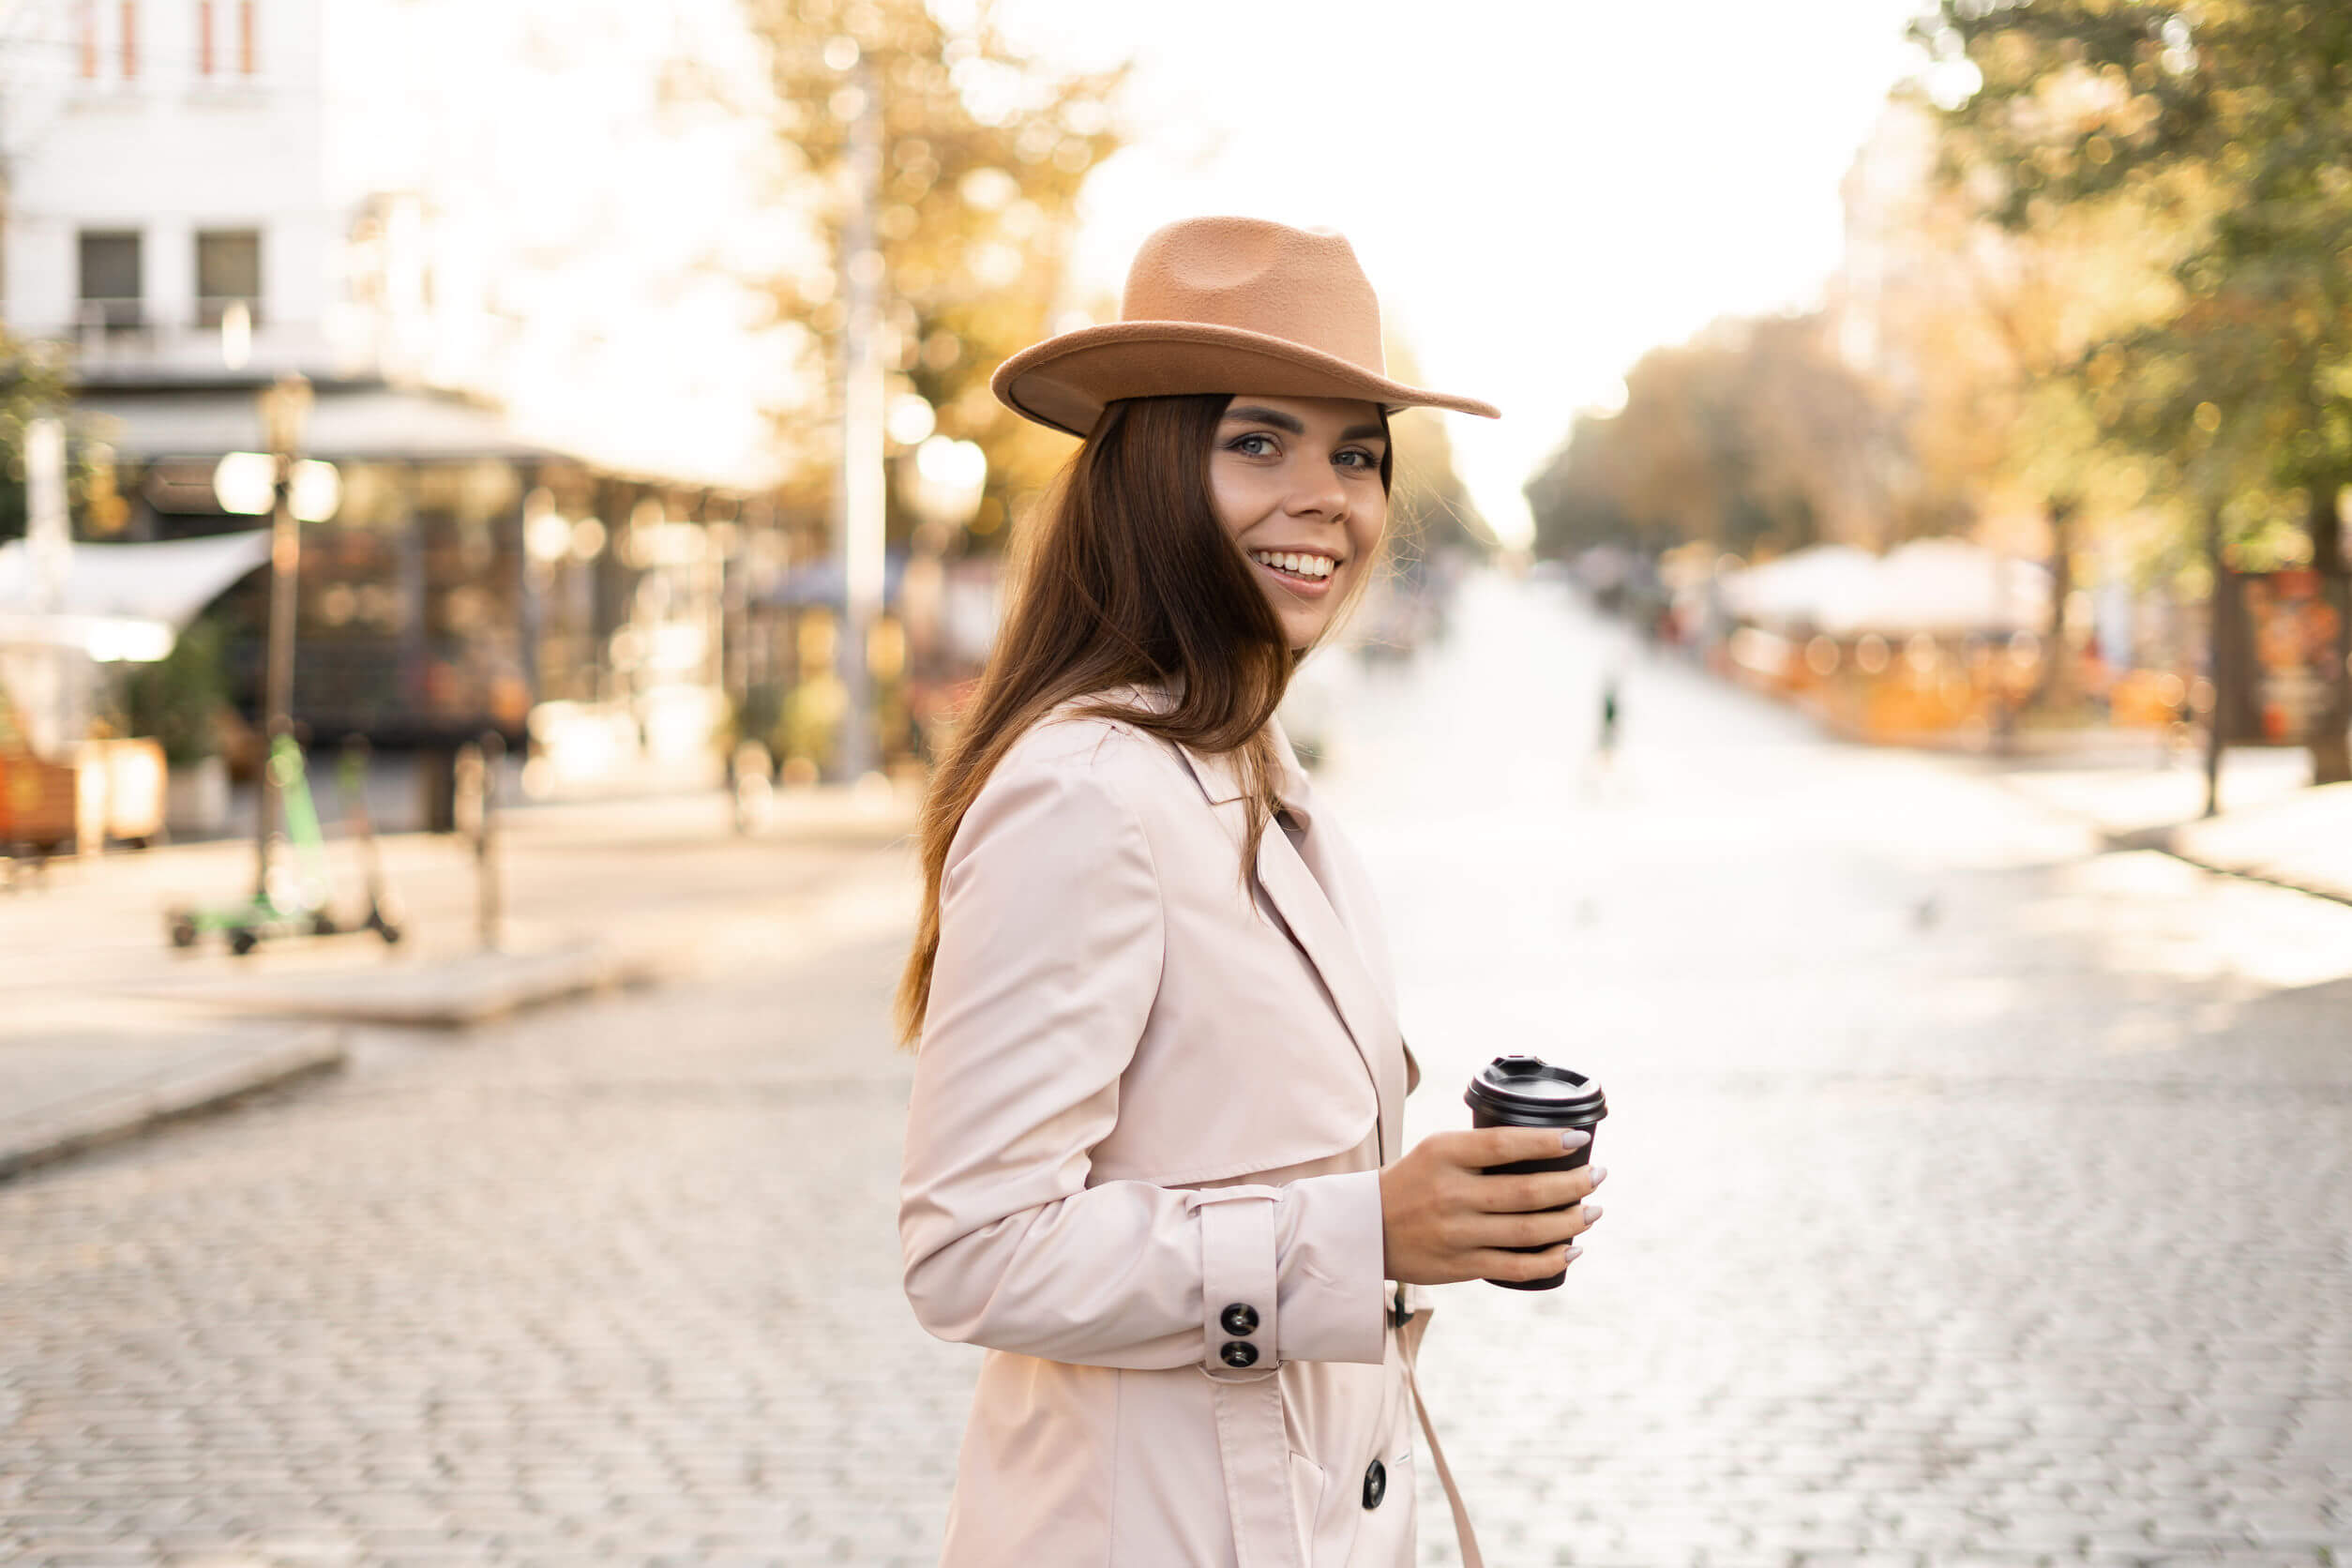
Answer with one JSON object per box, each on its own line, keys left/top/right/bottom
{"left": 898, "top": 435, "right": 987, "bottom": 716}
{"left": 831, "top": 34, "right": 886, "bottom": 781}
{"left": 212, "top": 374, "right": 338, "bottom": 900}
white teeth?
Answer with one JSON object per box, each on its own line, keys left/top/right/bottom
{"left": 1251, "top": 550, "right": 1334, "bottom": 580}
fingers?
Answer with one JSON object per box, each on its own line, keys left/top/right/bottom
{"left": 1469, "top": 1243, "right": 1583, "bottom": 1284}
{"left": 1444, "top": 1124, "right": 1592, "bottom": 1169}
{"left": 1476, "top": 1165, "right": 1604, "bottom": 1214}
{"left": 1462, "top": 1201, "right": 1601, "bottom": 1252}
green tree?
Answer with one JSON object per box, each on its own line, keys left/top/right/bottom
{"left": 1863, "top": 161, "right": 2186, "bottom": 708}
{"left": 1381, "top": 335, "right": 1494, "bottom": 557}
{"left": 737, "top": 0, "right": 1125, "bottom": 545}
{"left": 1524, "top": 313, "right": 1901, "bottom": 564}
{"left": 1916, "top": 0, "right": 2352, "bottom": 777}
{"left": 0, "top": 332, "right": 104, "bottom": 541}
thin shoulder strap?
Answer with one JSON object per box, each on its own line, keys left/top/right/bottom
{"left": 1397, "top": 1302, "right": 1485, "bottom": 1567}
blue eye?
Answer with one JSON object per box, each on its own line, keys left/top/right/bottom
{"left": 1337, "top": 448, "right": 1380, "bottom": 470}
{"left": 1230, "top": 433, "right": 1277, "bottom": 456}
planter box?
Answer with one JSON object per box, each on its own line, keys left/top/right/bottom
{"left": 77, "top": 738, "right": 168, "bottom": 851}
{"left": 163, "top": 753, "right": 231, "bottom": 838}
{"left": 0, "top": 750, "right": 77, "bottom": 856}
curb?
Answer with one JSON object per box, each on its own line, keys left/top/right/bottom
{"left": 2154, "top": 840, "right": 2352, "bottom": 911}
{"left": 2058, "top": 805, "right": 2352, "bottom": 912}
{"left": 127, "top": 943, "right": 665, "bottom": 1030}
{"left": 0, "top": 1026, "right": 347, "bottom": 1183}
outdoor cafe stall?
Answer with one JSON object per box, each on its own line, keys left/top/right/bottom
{"left": 1718, "top": 539, "right": 2053, "bottom": 745}
{"left": 0, "top": 531, "right": 271, "bottom": 858}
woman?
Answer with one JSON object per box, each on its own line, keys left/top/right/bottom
{"left": 897, "top": 218, "right": 1606, "bottom": 1568}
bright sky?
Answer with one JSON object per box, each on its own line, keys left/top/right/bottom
{"left": 989, "top": 0, "right": 1933, "bottom": 547}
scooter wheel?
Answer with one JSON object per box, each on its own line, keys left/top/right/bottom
{"left": 167, "top": 913, "right": 198, "bottom": 948}
{"left": 377, "top": 921, "right": 404, "bottom": 945}
{"left": 309, "top": 912, "right": 339, "bottom": 937}
{"left": 228, "top": 927, "right": 259, "bottom": 957}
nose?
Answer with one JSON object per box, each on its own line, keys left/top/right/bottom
{"left": 1284, "top": 468, "right": 1349, "bottom": 524}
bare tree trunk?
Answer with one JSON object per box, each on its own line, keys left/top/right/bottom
{"left": 2205, "top": 502, "right": 2228, "bottom": 819}
{"left": 2032, "top": 495, "right": 2079, "bottom": 714}
{"left": 2311, "top": 478, "right": 2351, "bottom": 786}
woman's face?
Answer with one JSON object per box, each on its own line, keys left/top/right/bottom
{"left": 1208, "top": 395, "right": 1389, "bottom": 653}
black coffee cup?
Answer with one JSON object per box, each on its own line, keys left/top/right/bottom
{"left": 1464, "top": 1055, "right": 1608, "bottom": 1291}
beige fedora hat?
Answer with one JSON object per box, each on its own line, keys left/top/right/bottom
{"left": 991, "top": 216, "right": 1500, "bottom": 438}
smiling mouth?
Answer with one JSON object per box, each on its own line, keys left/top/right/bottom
{"left": 1246, "top": 550, "right": 1338, "bottom": 583}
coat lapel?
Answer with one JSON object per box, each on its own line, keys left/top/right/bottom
{"left": 1173, "top": 721, "right": 1408, "bottom": 1166}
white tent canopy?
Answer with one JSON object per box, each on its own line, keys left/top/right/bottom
{"left": 1824, "top": 538, "right": 2051, "bottom": 636}
{"left": 0, "top": 530, "right": 270, "bottom": 661}
{"left": 1722, "top": 539, "right": 2050, "bottom": 637}
{"left": 1718, "top": 545, "right": 1877, "bottom": 627}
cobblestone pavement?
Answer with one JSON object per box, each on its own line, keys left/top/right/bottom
{"left": 5, "top": 573, "right": 2349, "bottom": 1567}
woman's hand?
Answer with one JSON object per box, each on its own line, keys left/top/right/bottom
{"left": 1378, "top": 1128, "right": 1606, "bottom": 1286}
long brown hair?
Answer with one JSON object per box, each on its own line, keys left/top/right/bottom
{"left": 893, "top": 392, "right": 1395, "bottom": 1047}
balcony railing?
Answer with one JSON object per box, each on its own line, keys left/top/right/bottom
{"left": 75, "top": 298, "right": 147, "bottom": 336}
{"left": 197, "top": 294, "right": 264, "bottom": 328}
{"left": 58, "top": 298, "right": 319, "bottom": 379}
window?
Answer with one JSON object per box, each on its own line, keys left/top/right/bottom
{"left": 78, "top": 231, "right": 143, "bottom": 332}
{"left": 196, "top": 230, "right": 263, "bottom": 326}
{"left": 194, "top": 0, "right": 253, "bottom": 76}
{"left": 118, "top": 0, "right": 136, "bottom": 79}
{"left": 77, "top": 0, "right": 98, "bottom": 78}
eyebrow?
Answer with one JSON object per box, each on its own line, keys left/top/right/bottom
{"left": 1222, "top": 405, "right": 1389, "bottom": 443}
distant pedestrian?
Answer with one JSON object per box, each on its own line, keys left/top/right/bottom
{"left": 1581, "top": 672, "right": 1623, "bottom": 798}
{"left": 894, "top": 219, "right": 1596, "bottom": 1567}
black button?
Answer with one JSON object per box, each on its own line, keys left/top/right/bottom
{"left": 1218, "top": 1340, "right": 1259, "bottom": 1368}
{"left": 1219, "top": 1303, "right": 1259, "bottom": 1337}
{"left": 1362, "top": 1458, "right": 1386, "bottom": 1509}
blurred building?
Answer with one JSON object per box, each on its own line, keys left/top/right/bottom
{"left": 1832, "top": 102, "right": 1938, "bottom": 389}
{"left": 1, "top": 0, "right": 813, "bottom": 779}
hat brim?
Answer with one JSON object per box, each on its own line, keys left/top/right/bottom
{"left": 990, "top": 320, "right": 1500, "bottom": 438}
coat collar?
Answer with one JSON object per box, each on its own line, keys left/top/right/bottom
{"left": 1086, "top": 679, "right": 1316, "bottom": 829}
{"left": 1142, "top": 698, "right": 1404, "bottom": 1165}
{"left": 1173, "top": 716, "right": 1316, "bottom": 834}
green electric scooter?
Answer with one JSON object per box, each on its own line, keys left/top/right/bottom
{"left": 166, "top": 735, "right": 402, "bottom": 955}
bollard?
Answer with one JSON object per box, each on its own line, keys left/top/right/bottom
{"left": 455, "top": 733, "right": 503, "bottom": 951}
{"left": 477, "top": 731, "right": 503, "bottom": 951}
{"left": 731, "top": 739, "right": 774, "bottom": 837}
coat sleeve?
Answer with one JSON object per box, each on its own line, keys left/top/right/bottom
{"left": 898, "top": 734, "right": 1387, "bottom": 1371}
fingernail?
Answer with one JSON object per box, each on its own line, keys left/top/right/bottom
{"left": 1560, "top": 1129, "right": 1591, "bottom": 1150}
{"left": 1590, "top": 1166, "right": 1608, "bottom": 1187}
{"left": 1582, "top": 1204, "right": 1603, "bottom": 1224}
{"left": 1563, "top": 1245, "right": 1584, "bottom": 1263}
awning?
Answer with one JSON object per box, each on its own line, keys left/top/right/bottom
{"left": 73, "top": 384, "right": 568, "bottom": 464}
{"left": 0, "top": 531, "right": 270, "bottom": 659}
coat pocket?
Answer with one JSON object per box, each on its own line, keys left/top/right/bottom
{"left": 1288, "top": 1451, "right": 1327, "bottom": 1564}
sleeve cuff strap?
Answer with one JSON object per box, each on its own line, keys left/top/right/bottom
{"left": 1191, "top": 1187, "right": 1280, "bottom": 1379}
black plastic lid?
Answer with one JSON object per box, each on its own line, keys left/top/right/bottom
{"left": 1463, "top": 1054, "right": 1607, "bottom": 1123}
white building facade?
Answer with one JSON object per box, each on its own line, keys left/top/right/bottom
{"left": 4, "top": 0, "right": 813, "bottom": 490}
{"left": 1, "top": 0, "right": 821, "bottom": 774}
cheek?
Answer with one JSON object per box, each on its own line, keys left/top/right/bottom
{"left": 1347, "top": 494, "right": 1388, "bottom": 564}
{"left": 1207, "top": 463, "right": 1262, "bottom": 544}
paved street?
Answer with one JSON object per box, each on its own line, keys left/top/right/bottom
{"left": 6, "top": 572, "right": 2350, "bottom": 1566}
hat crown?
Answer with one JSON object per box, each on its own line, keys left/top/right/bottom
{"left": 1120, "top": 218, "right": 1387, "bottom": 378}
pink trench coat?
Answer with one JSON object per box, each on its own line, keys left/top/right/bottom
{"left": 899, "top": 691, "right": 1485, "bottom": 1567}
